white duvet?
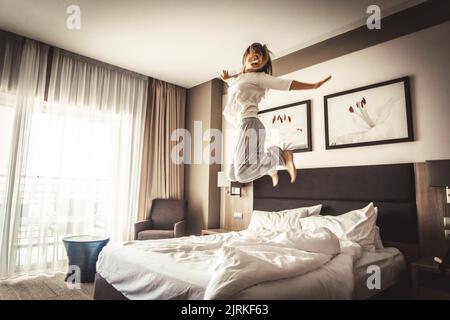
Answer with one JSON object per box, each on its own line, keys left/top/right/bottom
{"left": 204, "top": 229, "right": 340, "bottom": 299}
{"left": 97, "top": 229, "right": 359, "bottom": 300}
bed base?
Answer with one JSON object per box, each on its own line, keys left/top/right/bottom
{"left": 93, "top": 273, "right": 128, "bottom": 300}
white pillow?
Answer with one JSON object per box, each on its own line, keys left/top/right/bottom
{"left": 247, "top": 204, "right": 322, "bottom": 232}
{"left": 360, "top": 207, "right": 384, "bottom": 250}
{"left": 281, "top": 204, "right": 322, "bottom": 216}
{"left": 299, "top": 203, "right": 378, "bottom": 250}
{"left": 373, "top": 226, "right": 384, "bottom": 249}
{"left": 373, "top": 206, "right": 384, "bottom": 249}
{"left": 356, "top": 208, "right": 383, "bottom": 252}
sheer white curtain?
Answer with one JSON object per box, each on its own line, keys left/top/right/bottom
{"left": 45, "top": 48, "right": 147, "bottom": 244}
{"left": 0, "top": 38, "right": 49, "bottom": 279}
{"left": 0, "top": 42, "right": 147, "bottom": 279}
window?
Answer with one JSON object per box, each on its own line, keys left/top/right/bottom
{"left": 13, "top": 103, "right": 122, "bottom": 270}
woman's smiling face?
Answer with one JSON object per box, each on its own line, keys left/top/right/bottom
{"left": 244, "top": 48, "right": 267, "bottom": 72}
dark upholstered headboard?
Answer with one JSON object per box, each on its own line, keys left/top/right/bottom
{"left": 253, "top": 163, "right": 419, "bottom": 247}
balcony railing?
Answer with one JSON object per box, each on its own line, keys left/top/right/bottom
{"left": 0, "top": 174, "right": 109, "bottom": 270}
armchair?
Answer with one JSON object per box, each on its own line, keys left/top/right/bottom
{"left": 134, "top": 199, "right": 187, "bottom": 240}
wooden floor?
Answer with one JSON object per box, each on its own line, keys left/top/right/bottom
{"left": 0, "top": 273, "right": 94, "bottom": 300}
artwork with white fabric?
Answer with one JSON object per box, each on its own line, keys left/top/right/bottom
{"left": 258, "top": 100, "right": 312, "bottom": 152}
{"left": 324, "top": 77, "right": 413, "bottom": 149}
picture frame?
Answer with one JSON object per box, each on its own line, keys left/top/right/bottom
{"left": 258, "top": 100, "right": 312, "bottom": 153}
{"left": 324, "top": 76, "right": 413, "bottom": 149}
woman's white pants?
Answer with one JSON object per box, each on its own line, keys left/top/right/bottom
{"left": 226, "top": 117, "right": 284, "bottom": 183}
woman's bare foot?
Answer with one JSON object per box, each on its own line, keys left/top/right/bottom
{"left": 271, "top": 171, "right": 279, "bottom": 187}
{"left": 283, "top": 150, "right": 297, "bottom": 183}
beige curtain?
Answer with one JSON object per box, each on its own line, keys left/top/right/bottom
{"left": 138, "top": 79, "right": 186, "bottom": 220}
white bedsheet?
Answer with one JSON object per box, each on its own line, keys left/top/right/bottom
{"left": 204, "top": 229, "right": 341, "bottom": 299}
{"left": 353, "top": 247, "right": 405, "bottom": 299}
{"left": 97, "top": 230, "right": 372, "bottom": 300}
{"left": 234, "top": 246, "right": 404, "bottom": 300}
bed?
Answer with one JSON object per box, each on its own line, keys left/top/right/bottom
{"left": 94, "top": 163, "right": 419, "bottom": 300}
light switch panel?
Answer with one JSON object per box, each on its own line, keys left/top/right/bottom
{"left": 447, "top": 186, "right": 450, "bottom": 204}
{"left": 444, "top": 217, "right": 450, "bottom": 229}
{"left": 233, "top": 212, "right": 243, "bottom": 219}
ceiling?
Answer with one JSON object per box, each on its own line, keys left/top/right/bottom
{"left": 0, "top": 0, "right": 425, "bottom": 88}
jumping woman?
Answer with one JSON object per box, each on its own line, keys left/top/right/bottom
{"left": 220, "top": 42, "right": 331, "bottom": 187}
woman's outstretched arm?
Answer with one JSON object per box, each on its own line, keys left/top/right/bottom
{"left": 258, "top": 73, "right": 332, "bottom": 91}
{"left": 219, "top": 69, "right": 240, "bottom": 83}
{"left": 290, "top": 75, "right": 331, "bottom": 90}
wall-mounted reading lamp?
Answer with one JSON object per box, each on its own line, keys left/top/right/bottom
{"left": 427, "top": 159, "right": 450, "bottom": 204}
{"left": 217, "top": 171, "right": 243, "bottom": 197}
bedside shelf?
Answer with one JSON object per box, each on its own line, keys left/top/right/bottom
{"left": 411, "top": 257, "right": 450, "bottom": 300}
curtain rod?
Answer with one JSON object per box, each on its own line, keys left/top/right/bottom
{"left": 0, "top": 28, "right": 149, "bottom": 81}
{"left": 0, "top": 28, "right": 188, "bottom": 90}
{"left": 54, "top": 47, "right": 149, "bottom": 81}
{"left": 0, "top": 29, "right": 26, "bottom": 43}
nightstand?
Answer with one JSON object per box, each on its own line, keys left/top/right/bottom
{"left": 411, "top": 257, "right": 450, "bottom": 300}
{"left": 201, "top": 228, "right": 231, "bottom": 235}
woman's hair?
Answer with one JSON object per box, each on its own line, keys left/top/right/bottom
{"left": 242, "top": 42, "right": 273, "bottom": 75}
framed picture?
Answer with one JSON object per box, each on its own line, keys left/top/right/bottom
{"left": 324, "top": 76, "right": 413, "bottom": 149}
{"left": 258, "top": 100, "right": 311, "bottom": 153}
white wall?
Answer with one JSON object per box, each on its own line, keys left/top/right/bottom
{"left": 223, "top": 22, "right": 450, "bottom": 169}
